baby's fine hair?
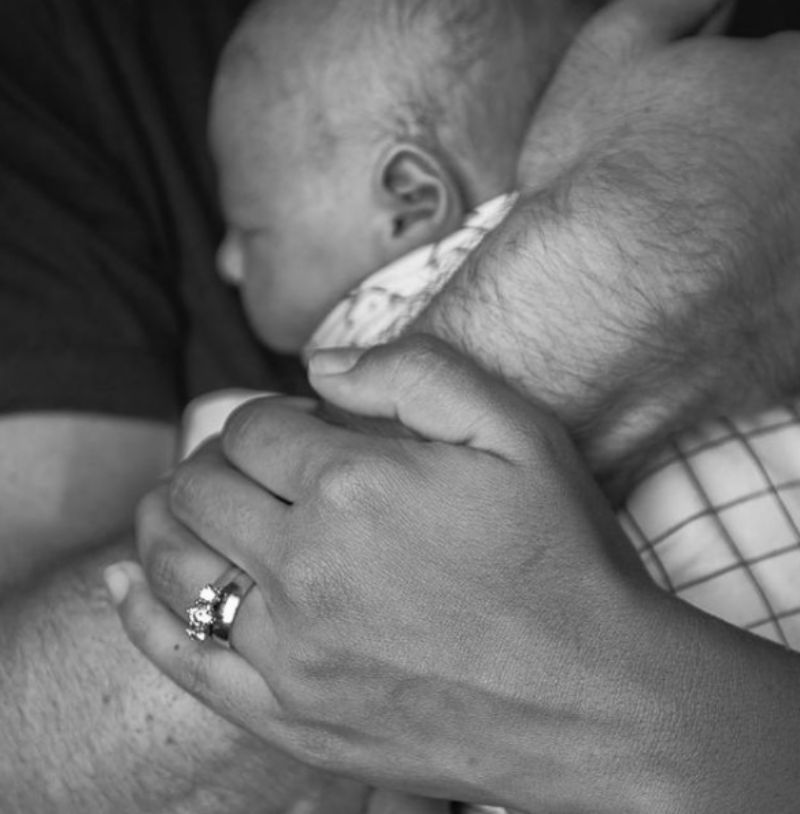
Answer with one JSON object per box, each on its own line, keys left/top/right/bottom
{"left": 225, "top": 0, "right": 600, "bottom": 185}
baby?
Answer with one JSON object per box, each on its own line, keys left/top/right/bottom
{"left": 210, "top": 0, "right": 599, "bottom": 354}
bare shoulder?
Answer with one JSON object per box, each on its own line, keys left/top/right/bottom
{"left": 0, "top": 413, "right": 176, "bottom": 586}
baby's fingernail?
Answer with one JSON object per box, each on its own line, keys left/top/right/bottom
{"left": 103, "top": 563, "right": 135, "bottom": 605}
{"left": 307, "top": 347, "right": 365, "bottom": 377}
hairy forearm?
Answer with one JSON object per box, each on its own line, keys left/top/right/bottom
{"left": 415, "top": 176, "right": 800, "bottom": 482}
{"left": 415, "top": 32, "right": 800, "bottom": 484}
{"left": 0, "top": 536, "right": 364, "bottom": 814}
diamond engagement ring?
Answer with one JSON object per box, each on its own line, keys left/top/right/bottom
{"left": 186, "top": 565, "right": 255, "bottom": 647}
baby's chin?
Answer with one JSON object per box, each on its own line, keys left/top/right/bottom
{"left": 249, "top": 310, "right": 313, "bottom": 357}
{"left": 241, "top": 286, "right": 348, "bottom": 358}
{"left": 259, "top": 325, "right": 308, "bottom": 356}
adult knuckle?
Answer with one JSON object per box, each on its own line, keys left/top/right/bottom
{"left": 315, "top": 455, "right": 401, "bottom": 531}
{"left": 315, "top": 456, "right": 373, "bottom": 512}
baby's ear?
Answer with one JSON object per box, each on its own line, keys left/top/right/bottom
{"left": 375, "top": 143, "right": 465, "bottom": 254}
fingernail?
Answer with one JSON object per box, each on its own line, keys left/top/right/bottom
{"left": 103, "top": 564, "right": 132, "bottom": 605}
{"left": 307, "top": 346, "right": 365, "bottom": 377}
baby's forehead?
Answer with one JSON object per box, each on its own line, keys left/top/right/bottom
{"left": 214, "top": 0, "right": 579, "bottom": 172}
{"left": 212, "top": 72, "right": 353, "bottom": 203}
{"left": 218, "top": 30, "right": 388, "bottom": 145}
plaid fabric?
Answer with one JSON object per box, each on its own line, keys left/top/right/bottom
{"left": 620, "top": 402, "right": 800, "bottom": 650}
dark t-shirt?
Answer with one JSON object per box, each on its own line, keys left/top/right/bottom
{"left": 730, "top": 1, "right": 800, "bottom": 36}
{"left": 0, "top": 0, "right": 306, "bottom": 422}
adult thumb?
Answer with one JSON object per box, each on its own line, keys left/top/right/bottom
{"left": 307, "top": 335, "right": 545, "bottom": 458}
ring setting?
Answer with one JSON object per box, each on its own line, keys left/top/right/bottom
{"left": 186, "top": 565, "right": 255, "bottom": 647}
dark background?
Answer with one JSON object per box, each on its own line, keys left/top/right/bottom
{"left": 731, "top": 0, "right": 800, "bottom": 35}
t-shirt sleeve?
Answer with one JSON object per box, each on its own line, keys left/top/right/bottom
{"left": 0, "top": 1, "right": 183, "bottom": 420}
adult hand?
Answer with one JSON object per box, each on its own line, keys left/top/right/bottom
{"left": 415, "top": 0, "right": 800, "bottom": 486}
{"left": 107, "top": 335, "right": 795, "bottom": 812}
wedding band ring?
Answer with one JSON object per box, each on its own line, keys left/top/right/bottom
{"left": 186, "top": 564, "right": 255, "bottom": 648}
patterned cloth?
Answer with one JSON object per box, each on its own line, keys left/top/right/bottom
{"left": 305, "top": 194, "right": 519, "bottom": 358}
{"left": 621, "top": 405, "right": 800, "bottom": 649}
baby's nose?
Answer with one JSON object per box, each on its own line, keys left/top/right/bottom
{"left": 217, "top": 234, "right": 244, "bottom": 286}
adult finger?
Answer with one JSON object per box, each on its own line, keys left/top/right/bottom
{"left": 136, "top": 485, "right": 232, "bottom": 615}
{"left": 105, "top": 560, "right": 278, "bottom": 729}
{"left": 307, "top": 335, "right": 548, "bottom": 460}
{"left": 221, "top": 394, "right": 377, "bottom": 502}
{"left": 179, "top": 390, "right": 315, "bottom": 459}
{"left": 136, "top": 485, "right": 273, "bottom": 654}
{"left": 166, "top": 441, "right": 292, "bottom": 577}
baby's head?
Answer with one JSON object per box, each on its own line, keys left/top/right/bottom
{"left": 210, "top": 0, "right": 598, "bottom": 352}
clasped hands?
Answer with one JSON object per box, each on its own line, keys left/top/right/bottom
{"left": 108, "top": 336, "right": 671, "bottom": 811}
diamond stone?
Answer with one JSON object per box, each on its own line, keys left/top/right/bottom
{"left": 198, "top": 585, "right": 219, "bottom": 602}
{"left": 186, "top": 595, "right": 219, "bottom": 641}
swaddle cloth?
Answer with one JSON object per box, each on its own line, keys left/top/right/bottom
{"left": 306, "top": 193, "right": 519, "bottom": 356}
